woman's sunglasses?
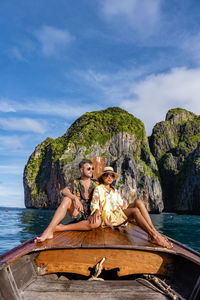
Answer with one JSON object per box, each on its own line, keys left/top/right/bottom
{"left": 103, "top": 173, "right": 115, "bottom": 179}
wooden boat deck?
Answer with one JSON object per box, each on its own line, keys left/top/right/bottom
{"left": 0, "top": 222, "right": 199, "bottom": 267}
{"left": 21, "top": 279, "right": 169, "bottom": 300}
{"left": 0, "top": 223, "right": 200, "bottom": 300}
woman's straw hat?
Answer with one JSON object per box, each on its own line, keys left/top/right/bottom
{"left": 98, "top": 166, "right": 119, "bottom": 180}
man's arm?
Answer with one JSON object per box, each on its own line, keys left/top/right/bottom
{"left": 61, "top": 187, "right": 75, "bottom": 199}
{"left": 61, "top": 187, "right": 83, "bottom": 212}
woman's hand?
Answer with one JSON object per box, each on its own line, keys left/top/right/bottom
{"left": 88, "top": 210, "right": 100, "bottom": 224}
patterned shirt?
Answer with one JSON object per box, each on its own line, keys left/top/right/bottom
{"left": 68, "top": 178, "right": 97, "bottom": 219}
{"left": 90, "top": 184, "right": 128, "bottom": 227}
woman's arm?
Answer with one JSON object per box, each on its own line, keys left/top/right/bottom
{"left": 116, "top": 189, "right": 128, "bottom": 209}
{"left": 91, "top": 186, "right": 101, "bottom": 213}
{"left": 88, "top": 186, "right": 101, "bottom": 224}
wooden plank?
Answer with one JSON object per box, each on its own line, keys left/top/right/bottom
{"left": 22, "top": 279, "right": 169, "bottom": 300}
{"left": 21, "top": 291, "right": 168, "bottom": 300}
{"left": 35, "top": 248, "right": 174, "bottom": 277}
{"left": 81, "top": 228, "right": 105, "bottom": 247}
{"left": 190, "top": 275, "right": 200, "bottom": 300}
{"left": 103, "top": 226, "right": 133, "bottom": 246}
{"left": 129, "top": 223, "right": 200, "bottom": 264}
{"left": 118, "top": 225, "right": 149, "bottom": 245}
{"left": 35, "top": 231, "right": 87, "bottom": 250}
{"left": 0, "top": 239, "right": 36, "bottom": 266}
{"left": 10, "top": 255, "right": 36, "bottom": 290}
{"left": 0, "top": 230, "right": 87, "bottom": 267}
{"left": 32, "top": 224, "right": 200, "bottom": 265}
{"left": 0, "top": 267, "right": 20, "bottom": 300}
{"left": 171, "top": 241, "right": 200, "bottom": 266}
{"left": 35, "top": 224, "right": 151, "bottom": 250}
{"left": 92, "top": 157, "right": 106, "bottom": 179}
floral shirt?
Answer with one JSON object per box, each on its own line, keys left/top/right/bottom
{"left": 90, "top": 184, "right": 128, "bottom": 227}
{"left": 68, "top": 178, "right": 97, "bottom": 219}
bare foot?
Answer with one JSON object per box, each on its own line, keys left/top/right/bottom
{"left": 157, "top": 232, "right": 173, "bottom": 248}
{"left": 149, "top": 233, "right": 173, "bottom": 249}
{"left": 148, "top": 231, "right": 173, "bottom": 249}
{"left": 159, "top": 234, "right": 173, "bottom": 245}
{"left": 34, "top": 229, "right": 54, "bottom": 243}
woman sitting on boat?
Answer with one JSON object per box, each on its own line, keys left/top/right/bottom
{"left": 56, "top": 167, "right": 173, "bottom": 249}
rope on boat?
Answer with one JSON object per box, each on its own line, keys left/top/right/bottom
{"left": 137, "top": 274, "right": 183, "bottom": 300}
{"left": 137, "top": 278, "right": 166, "bottom": 296}
{"left": 88, "top": 257, "right": 106, "bottom": 281}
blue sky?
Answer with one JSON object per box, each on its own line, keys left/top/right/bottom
{"left": 1, "top": 0, "right": 200, "bottom": 207}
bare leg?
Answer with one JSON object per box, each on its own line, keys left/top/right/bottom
{"left": 123, "top": 207, "right": 173, "bottom": 249}
{"left": 131, "top": 200, "right": 172, "bottom": 246}
{"left": 55, "top": 218, "right": 101, "bottom": 231}
{"left": 35, "top": 197, "right": 76, "bottom": 242}
{"left": 133, "top": 199, "right": 154, "bottom": 228}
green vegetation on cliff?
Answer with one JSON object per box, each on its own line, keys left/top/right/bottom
{"left": 33, "top": 107, "right": 146, "bottom": 165}
{"left": 24, "top": 107, "right": 147, "bottom": 198}
{"left": 150, "top": 107, "right": 200, "bottom": 211}
{"left": 166, "top": 107, "right": 196, "bottom": 124}
{"left": 24, "top": 137, "right": 53, "bottom": 201}
{"left": 150, "top": 108, "right": 199, "bottom": 160}
{"left": 65, "top": 107, "right": 145, "bottom": 148}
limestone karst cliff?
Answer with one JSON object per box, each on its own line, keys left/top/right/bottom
{"left": 23, "top": 107, "right": 163, "bottom": 212}
{"left": 24, "top": 106, "right": 200, "bottom": 214}
{"left": 149, "top": 108, "right": 200, "bottom": 213}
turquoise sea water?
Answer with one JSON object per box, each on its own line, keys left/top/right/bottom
{"left": 0, "top": 207, "right": 200, "bottom": 256}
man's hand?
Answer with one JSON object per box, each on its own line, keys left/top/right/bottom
{"left": 88, "top": 210, "right": 100, "bottom": 224}
{"left": 73, "top": 197, "right": 83, "bottom": 212}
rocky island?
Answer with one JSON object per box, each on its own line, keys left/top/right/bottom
{"left": 23, "top": 107, "right": 200, "bottom": 214}
{"left": 150, "top": 108, "right": 200, "bottom": 213}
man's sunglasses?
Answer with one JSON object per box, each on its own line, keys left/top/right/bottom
{"left": 87, "top": 167, "right": 94, "bottom": 171}
{"left": 103, "top": 173, "right": 115, "bottom": 179}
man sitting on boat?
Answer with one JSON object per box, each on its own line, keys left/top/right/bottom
{"left": 55, "top": 167, "right": 173, "bottom": 249}
{"left": 35, "top": 159, "right": 100, "bottom": 242}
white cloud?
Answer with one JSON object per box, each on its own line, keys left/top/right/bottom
{"left": 2, "top": 67, "right": 200, "bottom": 138}
{"left": 0, "top": 99, "right": 16, "bottom": 112}
{"left": 0, "top": 98, "right": 102, "bottom": 119}
{"left": 74, "top": 66, "right": 200, "bottom": 135}
{"left": 121, "top": 67, "right": 200, "bottom": 134}
{"left": 21, "top": 101, "right": 101, "bottom": 118}
{"left": 75, "top": 68, "right": 144, "bottom": 103}
{"left": 34, "top": 25, "right": 74, "bottom": 56}
{"left": 0, "top": 135, "right": 23, "bottom": 150}
{"left": 100, "top": 0, "right": 161, "bottom": 37}
{"left": 0, "top": 118, "right": 46, "bottom": 133}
